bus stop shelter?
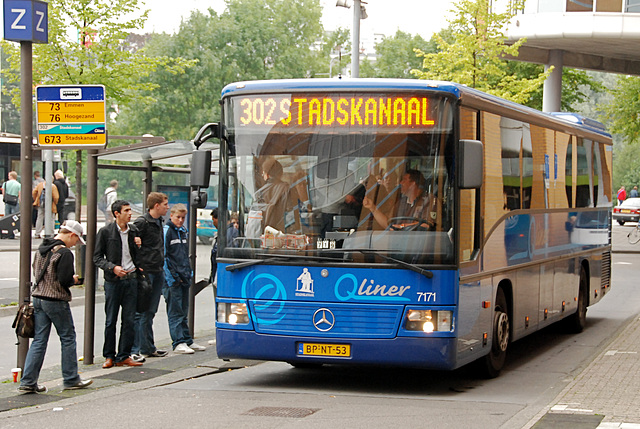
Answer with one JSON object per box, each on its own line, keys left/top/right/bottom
{"left": 82, "top": 136, "right": 219, "bottom": 365}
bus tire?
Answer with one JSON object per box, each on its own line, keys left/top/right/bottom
{"left": 481, "top": 288, "right": 509, "bottom": 378}
{"left": 565, "top": 268, "right": 588, "bottom": 333}
{"left": 199, "top": 236, "right": 212, "bottom": 245}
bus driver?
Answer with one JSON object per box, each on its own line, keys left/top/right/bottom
{"left": 363, "top": 169, "right": 437, "bottom": 231}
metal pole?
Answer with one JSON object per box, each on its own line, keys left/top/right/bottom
{"left": 83, "top": 149, "right": 98, "bottom": 364}
{"left": 188, "top": 190, "right": 197, "bottom": 337}
{"left": 351, "top": 0, "right": 361, "bottom": 78}
{"left": 43, "top": 150, "right": 53, "bottom": 237}
{"left": 542, "top": 49, "right": 563, "bottom": 113}
{"left": 17, "top": 41, "right": 33, "bottom": 369}
{"left": 143, "top": 160, "right": 153, "bottom": 212}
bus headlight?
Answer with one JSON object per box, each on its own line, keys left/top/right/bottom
{"left": 217, "top": 302, "right": 250, "bottom": 325}
{"left": 405, "top": 309, "right": 453, "bottom": 332}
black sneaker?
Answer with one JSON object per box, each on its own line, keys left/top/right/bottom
{"left": 130, "top": 353, "right": 146, "bottom": 363}
{"left": 145, "top": 349, "right": 168, "bottom": 357}
{"left": 63, "top": 379, "right": 93, "bottom": 390}
{"left": 18, "top": 384, "right": 47, "bottom": 394}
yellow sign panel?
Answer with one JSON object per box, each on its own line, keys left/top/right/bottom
{"left": 37, "top": 101, "right": 106, "bottom": 123}
{"left": 38, "top": 134, "right": 107, "bottom": 146}
{"left": 35, "top": 85, "right": 107, "bottom": 149}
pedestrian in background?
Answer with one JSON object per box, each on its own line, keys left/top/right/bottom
{"left": 2, "top": 171, "right": 21, "bottom": 238}
{"left": 131, "top": 192, "right": 169, "bottom": 360}
{"left": 94, "top": 200, "right": 144, "bottom": 368}
{"left": 32, "top": 179, "right": 59, "bottom": 239}
{"left": 32, "top": 171, "right": 44, "bottom": 227}
{"left": 631, "top": 186, "right": 638, "bottom": 198}
{"left": 53, "top": 170, "right": 68, "bottom": 224}
{"left": 2, "top": 171, "right": 21, "bottom": 214}
{"left": 103, "top": 180, "right": 118, "bottom": 224}
{"left": 19, "top": 221, "right": 92, "bottom": 393}
{"left": 163, "top": 204, "right": 206, "bottom": 354}
{"left": 617, "top": 185, "right": 627, "bottom": 205}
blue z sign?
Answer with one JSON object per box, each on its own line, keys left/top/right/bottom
{"left": 3, "top": 0, "right": 48, "bottom": 43}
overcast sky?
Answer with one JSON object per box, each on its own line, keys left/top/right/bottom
{"left": 142, "top": 0, "right": 454, "bottom": 40}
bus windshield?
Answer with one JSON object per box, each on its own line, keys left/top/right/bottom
{"left": 222, "top": 92, "right": 456, "bottom": 265}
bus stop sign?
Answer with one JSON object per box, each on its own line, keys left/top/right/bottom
{"left": 36, "top": 85, "right": 107, "bottom": 149}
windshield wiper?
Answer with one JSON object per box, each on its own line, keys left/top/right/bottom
{"left": 225, "top": 253, "right": 347, "bottom": 272}
{"left": 346, "top": 249, "right": 434, "bottom": 279}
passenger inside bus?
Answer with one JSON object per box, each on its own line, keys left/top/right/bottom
{"left": 246, "top": 158, "right": 300, "bottom": 240}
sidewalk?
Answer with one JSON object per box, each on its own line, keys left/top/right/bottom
{"left": 0, "top": 331, "right": 260, "bottom": 414}
{"left": 525, "top": 315, "right": 640, "bottom": 428}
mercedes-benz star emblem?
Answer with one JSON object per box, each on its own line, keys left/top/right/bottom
{"left": 313, "top": 308, "right": 335, "bottom": 332}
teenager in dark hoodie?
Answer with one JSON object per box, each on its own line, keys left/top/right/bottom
{"left": 19, "top": 220, "right": 92, "bottom": 393}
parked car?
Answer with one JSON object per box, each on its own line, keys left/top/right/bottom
{"left": 613, "top": 197, "right": 640, "bottom": 225}
{"left": 196, "top": 203, "right": 218, "bottom": 244}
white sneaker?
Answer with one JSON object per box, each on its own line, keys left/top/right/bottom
{"left": 174, "top": 343, "right": 194, "bottom": 354}
{"left": 189, "top": 342, "right": 206, "bottom": 351}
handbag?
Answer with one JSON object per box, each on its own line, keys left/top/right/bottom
{"left": 12, "top": 303, "right": 35, "bottom": 342}
{"left": 3, "top": 193, "right": 18, "bottom": 206}
{"left": 136, "top": 272, "right": 153, "bottom": 313}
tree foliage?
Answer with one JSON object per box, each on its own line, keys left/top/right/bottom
{"left": 503, "top": 62, "right": 605, "bottom": 112}
{"left": 412, "top": 0, "right": 549, "bottom": 104}
{"left": 603, "top": 76, "right": 640, "bottom": 145}
{"left": 112, "top": 0, "right": 346, "bottom": 141}
{"left": 1, "top": 0, "right": 194, "bottom": 108}
{"left": 360, "top": 30, "right": 434, "bottom": 79}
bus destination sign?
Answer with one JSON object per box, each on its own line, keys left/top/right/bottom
{"left": 233, "top": 94, "right": 438, "bottom": 130}
{"left": 36, "top": 85, "right": 107, "bottom": 149}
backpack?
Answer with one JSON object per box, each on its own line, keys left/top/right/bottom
{"left": 98, "top": 190, "right": 114, "bottom": 213}
{"left": 12, "top": 304, "right": 35, "bottom": 342}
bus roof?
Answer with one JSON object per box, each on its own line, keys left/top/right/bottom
{"left": 220, "top": 78, "right": 612, "bottom": 140}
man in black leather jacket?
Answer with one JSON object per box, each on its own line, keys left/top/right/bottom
{"left": 94, "top": 200, "right": 143, "bottom": 368}
{"left": 131, "top": 192, "right": 170, "bottom": 359}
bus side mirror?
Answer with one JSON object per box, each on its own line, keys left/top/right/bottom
{"left": 459, "top": 139, "right": 483, "bottom": 189}
{"left": 191, "top": 150, "right": 212, "bottom": 188}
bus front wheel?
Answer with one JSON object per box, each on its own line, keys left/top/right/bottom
{"left": 482, "top": 288, "right": 510, "bottom": 378}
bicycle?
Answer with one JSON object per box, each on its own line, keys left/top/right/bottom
{"left": 628, "top": 223, "right": 640, "bottom": 244}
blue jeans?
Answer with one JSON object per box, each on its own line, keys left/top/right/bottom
{"left": 5, "top": 202, "right": 19, "bottom": 215}
{"left": 133, "top": 271, "right": 165, "bottom": 355}
{"left": 103, "top": 279, "right": 138, "bottom": 362}
{"left": 20, "top": 297, "right": 81, "bottom": 388}
{"left": 163, "top": 280, "right": 193, "bottom": 349}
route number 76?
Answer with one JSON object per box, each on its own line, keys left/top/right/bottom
{"left": 417, "top": 292, "right": 436, "bottom": 302}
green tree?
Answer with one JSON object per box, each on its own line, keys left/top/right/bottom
{"left": 1, "top": 0, "right": 193, "bottom": 108}
{"left": 603, "top": 76, "right": 640, "bottom": 145}
{"left": 360, "top": 30, "right": 434, "bottom": 79}
{"left": 504, "top": 62, "right": 605, "bottom": 112}
{"left": 0, "top": 47, "right": 20, "bottom": 134}
{"left": 0, "top": 0, "right": 193, "bottom": 215}
{"left": 413, "top": 0, "right": 549, "bottom": 104}
{"left": 113, "top": 0, "right": 344, "bottom": 141}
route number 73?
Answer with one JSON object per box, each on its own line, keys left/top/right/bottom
{"left": 417, "top": 292, "right": 436, "bottom": 302}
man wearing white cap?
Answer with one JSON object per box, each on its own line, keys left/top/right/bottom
{"left": 19, "top": 220, "right": 92, "bottom": 393}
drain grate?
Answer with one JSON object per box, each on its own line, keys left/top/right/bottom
{"left": 243, "top": 406, "right": 319, "bottom": 418}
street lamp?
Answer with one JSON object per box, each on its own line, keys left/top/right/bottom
{"left": 336, "top": 0, "right": 367, "bottom": 78}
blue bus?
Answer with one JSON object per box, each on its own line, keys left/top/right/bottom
{"left": 198, "top": 79, "right": 612, "bottom": 377}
